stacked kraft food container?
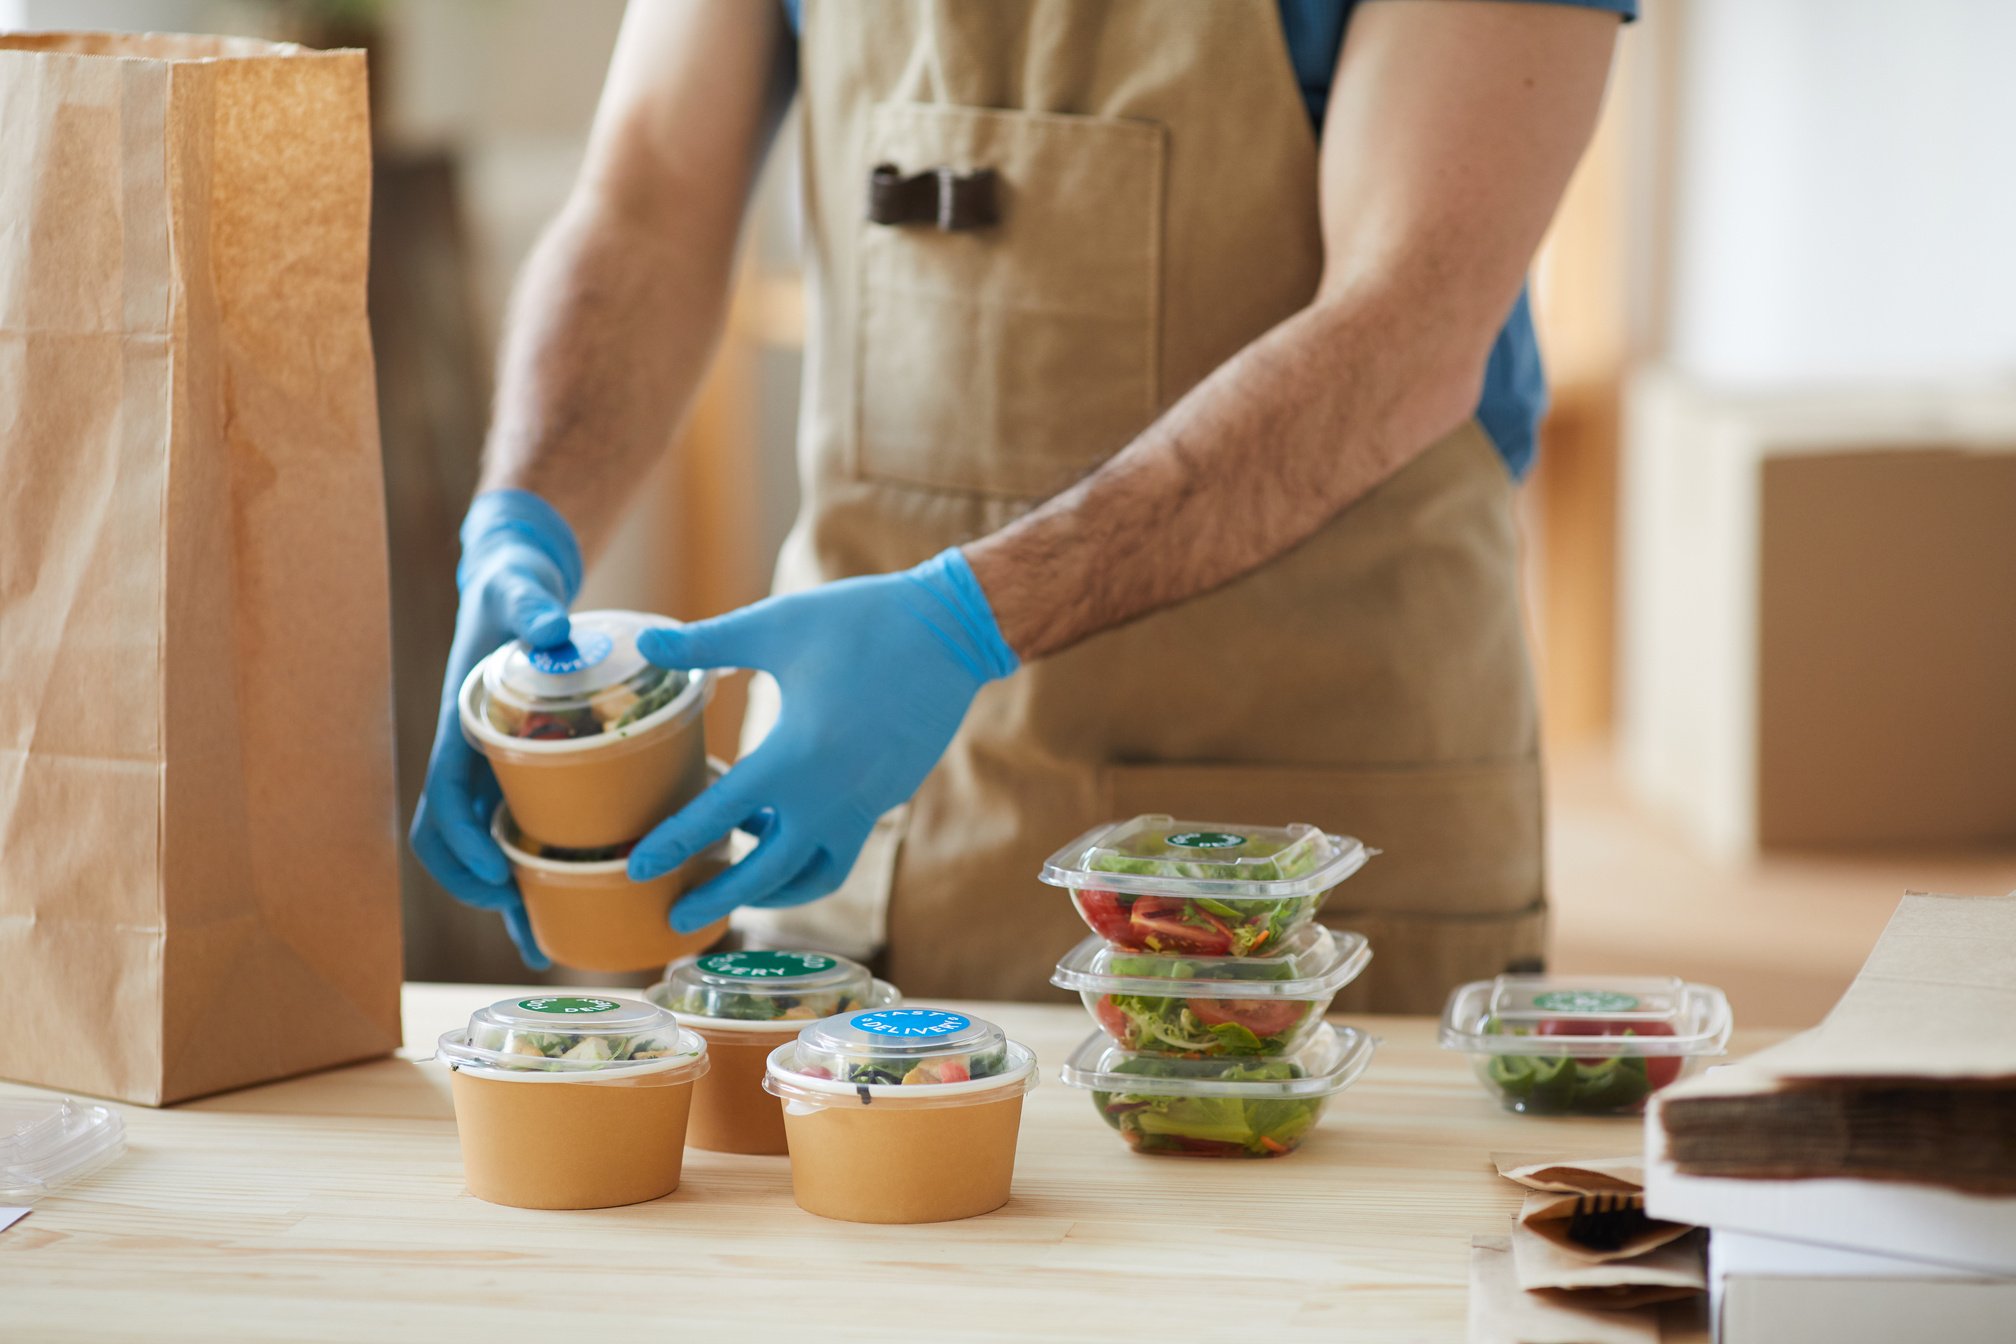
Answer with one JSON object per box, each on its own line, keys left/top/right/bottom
{"left": 1040, "top": 816, "right": 1380, "bottom": 1158}
{"left": 457, "top": 610, "right": 723, "bottom": 972}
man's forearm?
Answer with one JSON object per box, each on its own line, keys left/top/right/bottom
{"left": 965, "top": 279, "right": 1487, "bottom": 660}
{"left": 476, "top": 197, "right": 734, "bottom": 561}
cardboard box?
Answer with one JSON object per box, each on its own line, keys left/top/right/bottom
{"left": 1619, "top": 369, "right": 2016, "bottom": 853}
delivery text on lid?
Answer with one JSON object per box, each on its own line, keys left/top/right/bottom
{"left": 699, "top": 950, "right": 836, "bottom": 980}
{"left": 850, "top": 1008, "right": 968, "bottom": 1037}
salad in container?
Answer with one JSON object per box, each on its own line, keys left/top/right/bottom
{"left": 489, "top": 757, "right": 736, "bottom": 973}
{"left": 1052, "top": 923, "right": 1369, "bottom": 1058}
{"left": 458, "top": 610, "right": 712, "bottom": 849}
{"left": 1041, "top": 816, "right": 1371, "bottom": 958}
{"left": 1061, "top": 1023, "right": 1373, "bottom": 1158}
{"left": 437, "top": 994, "right": 709, "bottom": 1209}
{"left": 648, "top": 949, "right": 900, "bottom": 1155}
{"left": 1438, "top": 975, "right": 1732, "bottom": 1116}
{"left": 763, "top": 1007, "right": 1037, "bottom": 1222}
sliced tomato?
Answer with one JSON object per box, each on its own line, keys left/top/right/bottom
{"left": 1538, "top": 1018, "right": 1680, "bottom": 1089}
{"left": 1129, "top": 897, "right": 1235, "bottom": 956}
{"left": 1093, "top": 995, "right": 1136, "bottom": 1046}
{"left": 517, "top": 711, "right": 579, "bottom": 740}
{"left": 1189, "top": 996, "right": 1304, "bottom": 1040}
{"left": 1075, "top": 888, "right": 1136, "bottom": 943}
{"left": 935, "top": 1061, "right": 971, "bottom": 1084}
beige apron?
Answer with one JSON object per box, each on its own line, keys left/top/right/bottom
{"left": 738, "top": 0, "right": 1546, "bottom": 1013}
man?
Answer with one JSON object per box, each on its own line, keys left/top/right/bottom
{"left": 413, "top": 0, "right": 1630, "bottom": 1010}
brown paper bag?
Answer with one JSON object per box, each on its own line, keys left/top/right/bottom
{"left": 0, "top": 32, "right": 402, "bottom": 1104}
{"left": 1469, "top": 1237, "right": 1660, "bottom": 1344}
{"left": 1508, "top": 1220, "right": 1706, "bottom": 1307}
{"left": 1493, "top": 1155, "right": 1694, "bottom": 1263}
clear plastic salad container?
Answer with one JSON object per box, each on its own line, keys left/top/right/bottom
{"left": 0, "top": 1098, "right": 125, "bottom": 1203}
{"left": 771, "top": 1007, "right": 1021, "bottom": 1089}
{"left": 1438, "top": 975, "right": 1732, "bottom": 1116}
{"left": 1060, "top": 1023, "right": 1373, "bottom": 1158}
{"left": 764, "top": 1008, "right": 1038, "bottom": 1223}
{"left": 1051, "top": 923, "right": 1370, "bottom": 1057}
{"left": 1041, "top": 815, "right": 1372, "bottom": 957}
{"left": 437, "top": 994, "right": 710, "bottom": 1209}
{"left": 650, "top": 949, "right": 895, "bottom": 1027}
{"left": 470, "top": 610, "right": 699, "bottom": 744}
{"left": 458, "top": 609, "right": 713, "bottom": 849}
{"left": 438, "top": 993, "right": 706, "bottom": 1075}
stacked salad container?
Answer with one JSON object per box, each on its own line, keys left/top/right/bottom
{"left": 457, "top": 610, "right": 724, "bottom": 971}
{"left": 1040, "top": 815, "right": 1379, "bottom": 1158}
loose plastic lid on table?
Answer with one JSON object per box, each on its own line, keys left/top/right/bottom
{"left": 767, "top": 1007, "right": 1033, "bottom": 1094}
{"left": 1059, "top": 1023, "right": 1375, "bottom": 1158}
{"left": 466, "top": 610, "right": 710, "bottom": 746}
{"left": 1438, "top": 974, "right": 1733, "bottom": 1115}
{"left": 436, "top": 994, "right": 707, "bottom": 1077}
{"left": 0, "top": 1098, "right": 125, "bottom": 1203}
{"left": 1040, "top": 815, "right": 1373, "bottom": 956}
{"left": 649, "top": 949, "right": 894, "bottom": 1028}
{"left": 1052, "top": 924, "right": 1371, "bottom": 1055}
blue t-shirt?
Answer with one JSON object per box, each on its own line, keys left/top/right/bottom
{"left": 781, "top": 0, "right": 1636, "bottom": 479}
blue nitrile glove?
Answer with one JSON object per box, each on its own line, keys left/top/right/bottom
{"left": 628, "top": 548, "right": 1019, "bottom": 932}
{"left": 409, "top": 490, "right": 583, "bottom": 969}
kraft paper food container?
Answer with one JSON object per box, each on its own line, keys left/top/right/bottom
{"left": 763, "top": 1008, "right": 1037, "bottom": 1223}
{"left": 647, "top": 950, "right": 899, "bottom": 1155}
{"left": 1438, "top": 975, "right": 1732, "bottom": 1117}
{"left": 437, "top": 994, "right": 708, "bottom": 1209}
{"left": 491, "top": 788, "right": 732, "bottom": 973}
{"left": 1051, "top": 923, "right": 1370, "bottom": 1058}
{"left": 459, "top": 610, "right": 713, "bottom": 849}
{"left": 1041, "top": 815, "right": 1372, "bottom": 958}
{"left": 1060, "top": 1023, "right": 1373, "bottom": 1158}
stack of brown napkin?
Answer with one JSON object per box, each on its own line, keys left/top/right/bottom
{"left": 1469, "top": 1154, "right": 1706, "bottom": 1344}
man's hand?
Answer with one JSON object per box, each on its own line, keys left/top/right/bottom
{"left": 967, "top": 0, "right": 1621, "bottom": 658}
{"left": 409, "top": 491, "right": 583, "bottom": 968}
{"left": 625, "top": 550, "right": 1018, "bottom": 930}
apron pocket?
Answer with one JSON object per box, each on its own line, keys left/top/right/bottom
{"left": 856, "top": 102, "right": 1165, "bottom": 499}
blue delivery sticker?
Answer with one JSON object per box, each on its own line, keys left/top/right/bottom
{"left": 527, "top": 629, "right": 612, "bottom": 676}
{"left": 849, "top": 1008, "right": 969, "bottom": 1039}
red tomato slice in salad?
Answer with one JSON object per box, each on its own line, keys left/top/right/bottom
{"left": 1128, "top": 897, "right": 1235, "bottom": 956}
{"left": 1093, "top": 995, "right": 1136, "bottom": 1046}
{"left": 1537, "top": 1018, "right": 1680, "bottom": 1089}
{"left": 1189, "top": 996, "right": 1304, "bottom": 1040}
{"left": 1075, "top": 889, "right": 1136, "bottom": 943}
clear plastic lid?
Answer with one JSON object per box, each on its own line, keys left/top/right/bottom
{"left": 1438, "top": 975, "right": 1733, "bottom": 1058}
{"left": 0, "top": 1098, "right": 126, "bottom": 1203}
{"left": 475, "top": 610, "right": 700, "bottom": 743}
{"left": 1059, "top": 1023, "right": 1373, "bottom": 1099}
{"left": 436, "top": 994, "right": 706, "bottom": 1076}
{"left": 1051, "top": 924, "right": 1370, "bottom": 1000}
{"left": 1040, "top": 815, "right": 1371, "bottom": 899}
{"left": 649, "top": 949, "right": 889, "bottom": 1026}
{"left": 776, "top": 1007, "right": 1012, "bottom": 1087}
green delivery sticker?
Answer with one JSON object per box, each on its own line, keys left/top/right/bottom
{"left": 1532, "top": 990, "right": 1640, "bottom": 1014}
{"left": 1167, "top": 831, "right": 1247, "bottom": 850}
{"left": 517, "top": 995, "right": 622, "bottom": 1015}
{"left": 697, "top": 950, "right": 836, "bottom": 980}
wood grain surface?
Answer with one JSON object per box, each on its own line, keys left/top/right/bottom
{"left": 0, "top": 985, "right": 1780, "bottom": 1342}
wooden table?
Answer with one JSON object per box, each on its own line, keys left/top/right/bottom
{"left": 0, "top": 986, "right": 1777, "bottom": 1342}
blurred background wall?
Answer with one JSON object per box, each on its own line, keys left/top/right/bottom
{"left": 9, "top": 0, "right": 2014, "bottom": 1020}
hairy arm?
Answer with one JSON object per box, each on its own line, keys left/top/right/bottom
{"left": 476, "top": 0, "right": 788, "bottom": 560}
{"left": 965, "top": 0, "right": 1619, "bottom": 658}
